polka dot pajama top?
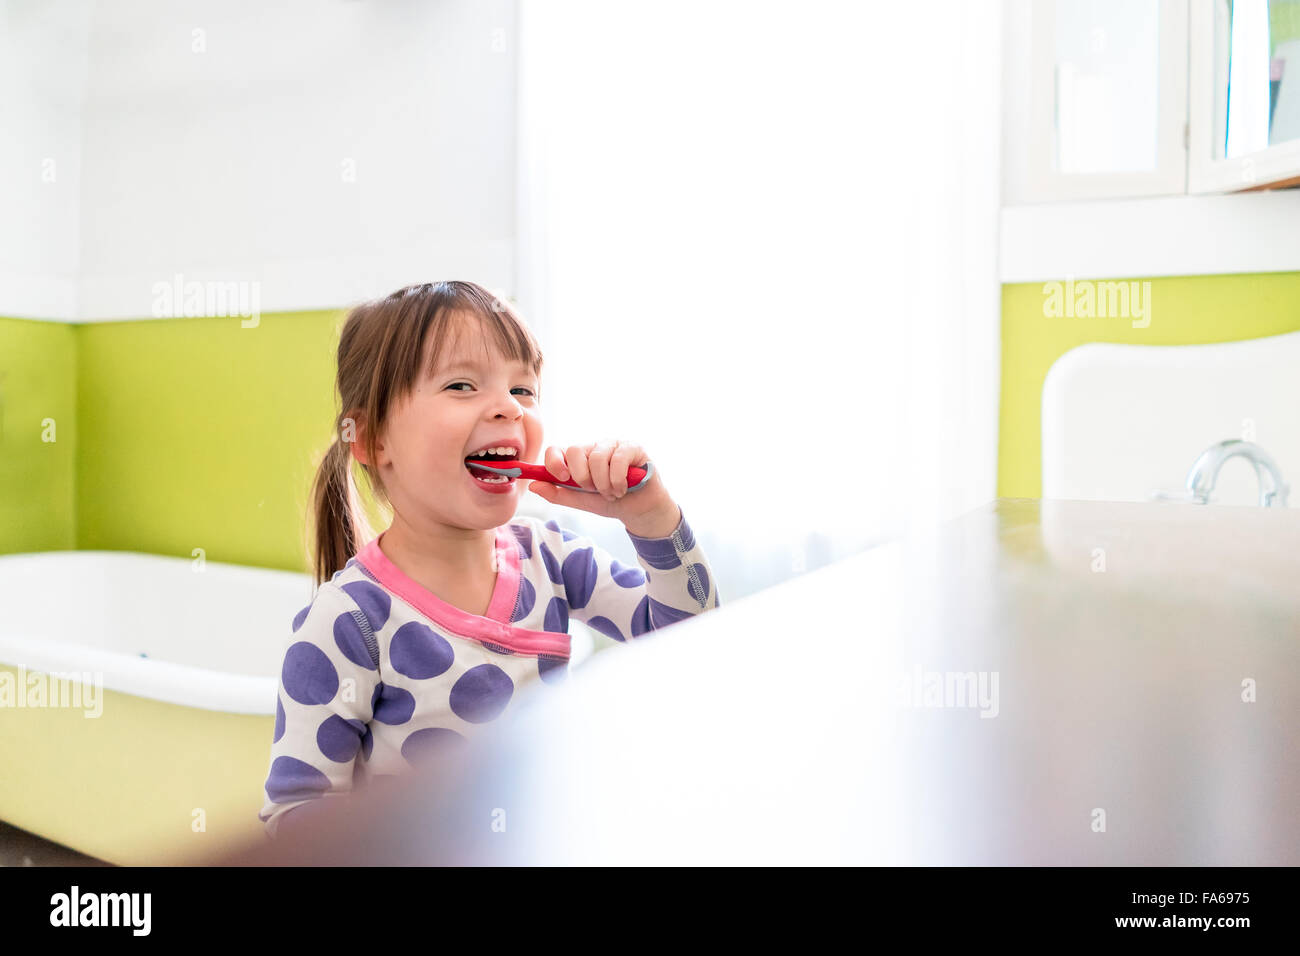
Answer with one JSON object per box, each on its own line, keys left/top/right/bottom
{"left": 258, "top": 508, "right": 719, "bottom": 836}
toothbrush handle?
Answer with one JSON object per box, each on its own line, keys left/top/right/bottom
{"left": 516, "top": 461, "right": 653, "bottom": 493}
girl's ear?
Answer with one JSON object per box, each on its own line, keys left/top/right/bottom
{"left": 344, "top": 410, "right": 371, "bottom": 466}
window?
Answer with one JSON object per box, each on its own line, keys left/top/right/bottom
{"left": 1009, "top": 0, "right": 1300, "bottom": 202}
{"left": 1189, "top": 0, "right": 1300, "bottom": 192}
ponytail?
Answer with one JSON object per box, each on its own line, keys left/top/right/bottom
{"left": 310, "top": 435, "right": 375, "bottom": 588}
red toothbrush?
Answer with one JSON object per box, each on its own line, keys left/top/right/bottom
{"left": 466, "top": 458, "right": 654, "bottom": 493}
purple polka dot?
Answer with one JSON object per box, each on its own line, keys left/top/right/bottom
{"left": 401, "top": 727, "right": 466, "bottom": 765}
{"left": 687, "top": 563, "right": 710, "bottom": 605}
{"left": 538, "top": 655, "right": 567, "bottom": 684}
{"left": 511, "top": 575, "right": 536, "bottom": 622}
{"left": 273, "top": 697, "right": 285, "bottom": 742}
{"left": 562, "top": 547, "right": 599, "bottom": 609}
{"left": 317, "top": 715, "right": 367, "bottom": 762}
{"left": 389, "top": 622, "right": 454, "bottom": 679}
{"left": 340, "top": 580, "right": 391, "bottom": 630}
{"left": 292, "top": 604, "right": 310, "bottom": 632}
{"left": 588, "top": 616, "right": 626, "bottom": 643}
{"left": 372, "top": 684, "right": 415, "bottom": 725}
{"left": 609, "top": 558, "right": 645, "bottom": 588}
{"left": 333, "top": 612, "right": 377, "bottom": 670}
{"left": 649, "top": 598, "right": 697, "bottom": 628}
{"left": 510, "top": 523, "right": 534, "bottom": 558}
{"left": 481, "top": 640, "right": 515, "bottom": 655}
{"left": 543, "top": 595, "right": 569, "bottom": 633}
{"left": 631, "top": 595, "right": 652, "bottom": 638}
{"left": 361, "top": 726, "right": 373, "bottom": 761}
{"left": 282, "top": 642, "right": 339, "bottom": 705}
{"left": 266, "top": 756, "right": 330, "bottom": 803}
{"left": 540, "top": 541, "right": 563, "bottom": 584}
{"left": 449, "top": 664, "right": 514, "bottom": 723}
{"left": 544, "top": 519, "right": 578, "bottom": 542}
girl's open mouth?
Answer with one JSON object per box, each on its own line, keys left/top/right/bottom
{"left": 464, "top": 455, "right": 517, "bottom": 494}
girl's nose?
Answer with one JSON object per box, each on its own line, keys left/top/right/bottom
{"left": 492, "top": 394, "right": 526, "bottom": 418}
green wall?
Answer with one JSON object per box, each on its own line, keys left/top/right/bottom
{"left": 998, "top": 271, "right": 1300, "bottom": 498}
{"left": 1, "top": 309, "right": 363, "bottom": 572}
{"left": 75, "top": 310, "right": 346, "bottom": 569}
{"left": 0, "top": 318, "right": 78, "bottom": 552}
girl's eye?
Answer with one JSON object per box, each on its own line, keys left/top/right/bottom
{"left": 446, "top": 383, "right": 535, "bottom": 397}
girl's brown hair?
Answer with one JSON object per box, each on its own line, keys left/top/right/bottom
{"left": 309, "top": 280, "right": 544, "bottom": 588}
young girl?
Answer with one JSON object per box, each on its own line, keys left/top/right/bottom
{"left": 258, "top": 280, "right": 719, "bottom": 837}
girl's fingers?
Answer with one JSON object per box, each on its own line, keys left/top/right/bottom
{"left": 609, "top": 442, "right": 645, "bottom": 497}
{"left": 588, "top": 439, "right": 622, "bottom": 499}
{"left": 564, "top": 444, "right": 593, "bottom": 491}
{"left": 540, "top": 441, "right": 646, "bottom": 502}
{"left": 544, "top": 445, "right": 571, "bottom": 482}
{"left": 528, "top": 439, "right": 659, "bottom": 517}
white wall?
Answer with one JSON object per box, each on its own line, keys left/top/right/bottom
{"left": 2, "top": 0, "right": 518, "bottom": 321}
{"left": 0, "top": 0, "right": 90, "bottom": 318}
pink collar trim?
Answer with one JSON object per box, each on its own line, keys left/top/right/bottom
{"left": 354, "top": 524, "right": 570, "bottom": 659}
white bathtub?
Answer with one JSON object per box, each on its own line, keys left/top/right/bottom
{"left": 0, "top": 549, "right": 312, "bottom": 864}
{"left": 0, "top": 550, "right": 309, "bottom": 714}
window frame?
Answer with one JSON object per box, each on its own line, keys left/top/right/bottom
{"left": 1021, "top": 0, "right": 1189, "bottom": 202}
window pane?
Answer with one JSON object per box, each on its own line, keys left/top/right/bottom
{"left": 1054, "top": 0, "right": 1161, "bottom": 174}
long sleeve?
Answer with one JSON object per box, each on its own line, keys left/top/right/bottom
{"left": 536, "top": 506, "right": 720, "bottom": 643}
{"left": 258, "top": 580, "right": 384, "bottom": 838}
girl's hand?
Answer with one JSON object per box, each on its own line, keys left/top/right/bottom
{"left": 527, "top": 440, "right": 682, "bottom": 538}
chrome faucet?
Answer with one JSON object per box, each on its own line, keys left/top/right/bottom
{"left": 1184, "top": 439, "right": 1290, "bottom": 507}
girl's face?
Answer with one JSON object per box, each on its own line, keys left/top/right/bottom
{"left": 369, "top": 315, "right": 543, "bottom": 530}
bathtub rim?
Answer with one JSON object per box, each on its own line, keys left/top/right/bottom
{"left": 0, "top": 636, "right": 279, "bottom": 715}
{"left": 0, "top": 548, "right": 301, "bottom": 716}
